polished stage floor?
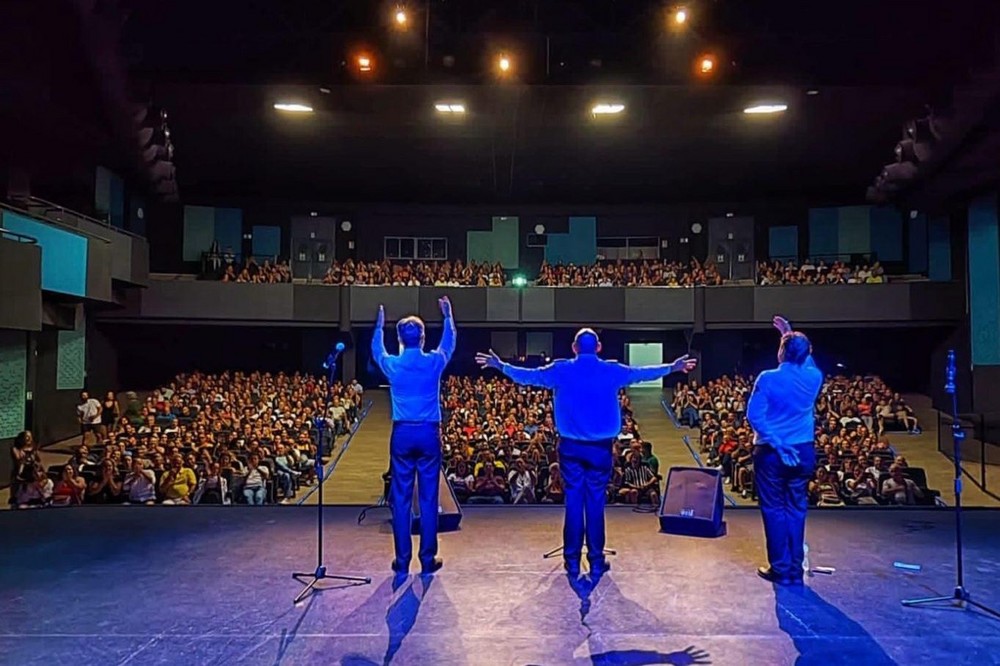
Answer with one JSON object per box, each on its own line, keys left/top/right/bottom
{"left": 2, "top": 506, "right": 999, "bottom": 666}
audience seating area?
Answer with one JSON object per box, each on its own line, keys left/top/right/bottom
{"left": 756, "top": 259, "right": 887, "bottom": 285}
{"left": 8, "top": 371, "right": 363, "bottom": 509}
{"left": 442, "top": 375, "right": 663, "bottom": 506}
{"left": 670, "top": 373, "right": 936, "bottom": 506}
{"left": 323, "top": 259, "right": 507, "bottom": 286}
{"left": 535, "top": 259, "right": 724, "bottom": 287}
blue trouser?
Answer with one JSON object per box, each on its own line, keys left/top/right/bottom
{"left": 243, "top": 485, "right": 265, "bottom": 505}
{"left": 389, "top": 422, "right": 442, "bottom": 567}
{"left": 558, "top": 438, "right": 613, "bottom": 563}
{"left": 753, "top": 442, "right": 816, "bottom": 578}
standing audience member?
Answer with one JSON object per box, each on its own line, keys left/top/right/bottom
{"left": 76, "top": 391, "right": 103, "bottom": 445}
{"left": 9, "top": 430, "right": 42, "bottom": 505}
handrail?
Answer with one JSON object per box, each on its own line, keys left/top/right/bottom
{"left": 0, "top": 200, "right": 111, "bottom": 245}
{"left": 0, "top": 228, "right": 38, "bottom": 244}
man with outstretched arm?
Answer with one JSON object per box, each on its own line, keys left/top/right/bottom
{"left": 747, "top": 316, "right": 823, "bottom": 585}
{"left": 372, "top": 296, "right": 456, "bottom": 575}
{"left": 476, "top": 328, "right": 696, "bottom": 576}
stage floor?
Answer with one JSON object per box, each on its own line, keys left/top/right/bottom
{"left": 2, "top": 507, "right": 999, "bottom": 666}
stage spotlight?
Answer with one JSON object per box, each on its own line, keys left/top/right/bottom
{"left": 274, "top": 103, "right": 314, "bottom": 113}
{"left": 697, "top": 54, "right": 716, "bottom": 76}
{"left": 592, "top": 103, "right": 625, "bottom": 115}
{"left": 394, "top": 7, "right": 407, "bottom": 26}
{"left": 498, "top": 54, "right": 511, "bottom": 74}
{"left": 357, "top": 54, "right": 373, "bottom": 72}
{"left": 435, "top": 102, "right": 466, "bottom": 113}
{"left": 674, "top": 7, "right": 688, "bottom": 24}
{"left": 743, "top": 104, "right": 787, "bottom": 114}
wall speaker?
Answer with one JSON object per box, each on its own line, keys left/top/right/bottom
{"left": 658, "top": 466, "right": 727, "bottom": 538}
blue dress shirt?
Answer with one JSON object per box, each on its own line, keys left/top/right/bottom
{"left": 746, "top": 356, "right": 823, "bottom": 448}
{"left": 372, "top": 316, "right": 456, "bottom": 423}
{"left": 501, "top": 353, "right": 681, "bottom": 441}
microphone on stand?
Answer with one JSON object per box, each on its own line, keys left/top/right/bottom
{"left": 323, "top": 342, "right": 346, "bottom": 370}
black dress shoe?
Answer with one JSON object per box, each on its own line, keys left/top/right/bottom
{"left": 391, "top": 559, "right": 409, "bottom": 574}
{"left": 757, "top": 566, "right": 800, "bottom": 585}
{"left": 420, "top": 557, "right": 444, "bottom": 575}
{"left": 589, "top": 558, "right": 611, "bottom": 576}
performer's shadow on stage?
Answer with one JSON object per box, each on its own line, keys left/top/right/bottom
{"left": 773, "top": 585, "right": 897, "bottom": 666}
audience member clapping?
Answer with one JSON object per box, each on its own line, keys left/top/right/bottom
{"left": 323, "top": 259, "right": 506, "bottom": 286}
{"left": 535, "top": 258, "right": 723, "bottom": 287}
{"left": 756, "top": 259, "right": 886, "bottom": 286}
{"left": 219, "top": 256, "right": 292, "bottom": 284}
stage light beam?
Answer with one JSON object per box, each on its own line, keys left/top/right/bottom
{"left": 674, "top": 8, "right": 688, "bottom": 24}
{"left": 274, "top": 103, "right": 314, "bottom": 113}
{"left": 498, "top": 54, "right": 511, "bottom": 74}
{"left": 394, "top": 7, "right": 407, "bottom": 26}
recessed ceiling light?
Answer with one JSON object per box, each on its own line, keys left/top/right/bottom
{"left": 435, "top": 102, "right": 466, "bottom": 113}
{"left": 319, "top": 87, "right": 331, "bottom": 94}
{"left": 743, "top": 104, "right": 788, "bottom": 114}
{"left": 806, "top": 89, "right": 819, "bottom": 96}
{"left": 274, "top": 103, "right": 313, "bottom": 113}
{"left": 592, "top": 103, "right": 625, "bottom": 115}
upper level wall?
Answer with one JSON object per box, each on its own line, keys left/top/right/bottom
{"left": 98, "top": 280, "right": 965, "bottom": 328}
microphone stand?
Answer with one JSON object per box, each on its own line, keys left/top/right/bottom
{"left": 292, "top": 348, "right": 371, "bottom": 604}
{"left": 901, "top": 350, "right": 1000, "bottom": 619}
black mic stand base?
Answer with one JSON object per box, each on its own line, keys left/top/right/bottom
{"left": 542, "top": 545, "right": 617, "bottom": 559}
{"left": 292, "top": 568, "right": 372, "bottom": 605}
{"left": 903, "top": 587, "right": 1000, "bottom": 620}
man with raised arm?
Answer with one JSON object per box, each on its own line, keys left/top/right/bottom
{"left": 747, "top": 316, "right": 823, "bottom": 585}
{"left": 476, "top": 329, "right": 696, "bottom": 576}
{"left": 372, "top": 296, "right": 456, "bottom": 575}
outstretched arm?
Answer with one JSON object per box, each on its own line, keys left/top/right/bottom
{"left": 435, "top": 297, "right": 457, "bottom": 363}
{"left": 475, "top": 350, "right": 558, "bottom": 389}
{"left": 773, "top": 315, "right": 818, "bottom": 370}
{"left": 618, "top": 355, "right": 697, "bottom": 386}
{"left": 371, "top": 305, "right": 388, "bottom": 372}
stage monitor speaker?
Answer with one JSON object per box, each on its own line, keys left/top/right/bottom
{"left": 411, "top": 467, "right": 463, "bottom": 534}
{"left": 658, "top": 466, "right": 726, "bottom": 538}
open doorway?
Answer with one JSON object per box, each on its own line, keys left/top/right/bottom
{"left": 626, "top": 342, "right": 663, "bottom": 388}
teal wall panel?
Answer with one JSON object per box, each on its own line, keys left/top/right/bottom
{"left": 870, "top": 206, "right": 903, "bottom": 262}
{"left": 837, "top": 205, "right": 871, "bottom": 255}
{"left": 808, "top": 207, "right": 839, "bottom": 257}
{"left": 545, "top": 216, "right": 597, "bottom": 265}
{"left": 213, "top": 208, "right": 243, "bottom": 257}
{"left": 252, "top": 225, "right": 281, "bottom": 258}
{"left": 928, "top": 216, "right": 951, "bottom": 282}
{"left": 768, "top": 225, "right": 798, "bottom": 260}
{"left": 0, "top": 335, "right": 27, "bottom": 439}
{"left": 56, "top": 327, "right": 86, "bottom": 390}
{"left": 182, "top": 205, "right": 216, "bottom": 261}
{"left": 908, "top": 213, "right": 928, "bottom": 273}
{"left": 968, "top": 194, "right": 1000, "bottom": 365}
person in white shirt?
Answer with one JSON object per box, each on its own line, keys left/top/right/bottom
{"left": 507, "top": 458, "right": 536, "bottom": 504}
{"left": 16, "top": 467, "right": 53, "bottom": 508}
{"left": 77, "top": 391, "right": 103, "bottom": 445}
{"left": 881, "top": 465, "right": 924, "bottom": 505}
{"left": 122, "top": 459, "right": 157, "bottom": 504}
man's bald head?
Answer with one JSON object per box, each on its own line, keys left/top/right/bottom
{"left": 573, "top": 328, "right": 601, "bottom": 355}
{"left": 397, "top": 316, "right": 426, "bottom": 349}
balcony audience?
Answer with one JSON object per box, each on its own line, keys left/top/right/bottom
{"left": 323, "top": 259, "right": 506, "bottom": 286}
{"left": 535, "top": 259, "right": 723, "bottom": 287}
{"left": 756, "top": 259, "right": 886, "bottom": 286}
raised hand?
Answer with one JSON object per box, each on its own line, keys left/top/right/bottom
{"left": 439, "top": 296, "right": 452, "bottom": 318}
{"left": 773, "top": 315, "right": 792, "bottom": 336}
{"left": 475, "top": 349, "right": 502, "bottom": 370}
{"left": 671, "top": 354, "right": 698, "bottom": 374}
{"left": 376, "top": 304, "right": 385, "bottom": 328}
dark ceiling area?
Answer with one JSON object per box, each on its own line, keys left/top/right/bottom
{"left": 1, "top": 0, "right": 999, "bottom": 206}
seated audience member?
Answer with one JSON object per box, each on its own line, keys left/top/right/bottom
{"left": 543, "top": 463, "right": 565, "bottom": 504}
{"left": 69, "top": 444, "right": 96, "bottom": 475}
{"left": 640, "top": 441, "right": 660, "bottom": 476}
{"left": 242, "top": 453, "right": 270, "bottom": 505}
{"left": 844, "top": 467, "right": 880, "bottom": 505}
{"left": 469, "top": 463, "right": 506, "bottom": 504}
{"left": 809, "top": 467, "right": 844, "bottom": 507}
{"left": 508, "top": 458, "right": 536, "bottom": 504}
{"left": 194, "top": 462, "right": 229, "bottom": 505}
{"left": 86, "top": 460, "right": 123, "bottom": 504}
{"left": 51, "top": 465, "right": 87, "bottom": 506}
{"left": 15, "top": 467, "right": 54, "bottom": 509}
{"left": 447, "top": 460, "right": 475, "bottom": 503}
{"left": 881, "top": 464, "right": 924, "bottom": 505}
{"left": 122, "top": 459, "right": 157, "bottom": 504}
{"left": 620, "top": 453, "right": 659, "bottom": 506}
{"left": 160, "top": 455, "right": 197, "bottom": 505}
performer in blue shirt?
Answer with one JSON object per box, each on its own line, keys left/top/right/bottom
{"left": 372, "top": 296, "right": 456, "bottom": 575}
{"left": 747, "top": 316, "right": 823, "bottom": 585}
{"left": 476, "top": 329, "right": 696, "bottom": 575}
